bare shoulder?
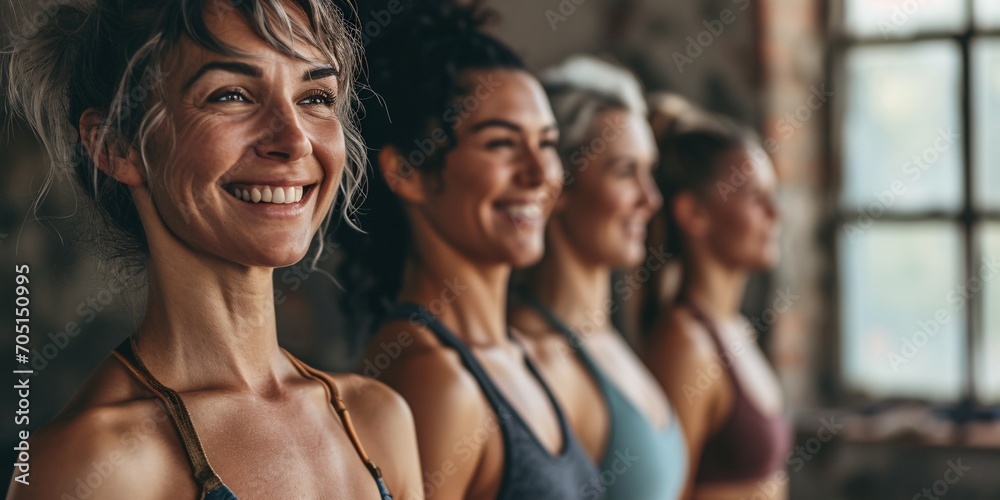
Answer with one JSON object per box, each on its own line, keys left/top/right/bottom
{"left": 325, "top": 372, "right": 423, "bottom": 498}
{"left": 359, "top": 320, "right": 491, "bottom": 497}
{"left": 645, "top": 306, "right": 719, "bottom": 369}
{"left": 365, "top": 319, "right": 487, "bottom": 420}
{"left": 8, "top": 357, "right": 191, "bottom": 499}
{"left": 329, "top": 372, "right": 413, "bottom": 428}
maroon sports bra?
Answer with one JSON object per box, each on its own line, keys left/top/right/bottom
{"left": 683, "top": 301, "right": 793, "bottom": 485}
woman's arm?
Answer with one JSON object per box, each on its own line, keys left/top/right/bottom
{"left": 365, "top": 325, "right": 492, "bottom": 500}
{"left": 644, "top": 311, "right": 729, "bottom": 499}
{"left": 336, "top": 374, "right": 425, "bottom": 500}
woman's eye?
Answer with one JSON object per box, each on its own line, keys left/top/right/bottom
{"left": 486, "top": 138, "right": 515, "bottom": 149}
{"left": 540, "top": 139, "right": 559, "bottom": 149}
{"left": 299, "top": 92, "right": 337, "bottom": 107}
{"left": 212, "top": 90, "right": 251, "bottom": 103}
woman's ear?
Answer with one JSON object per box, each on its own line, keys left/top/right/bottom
{"left": 79, "top": 109, "right": 145, "bottom": 187}
{"left": 672, "top": 191, "right": 709, "bottom": 241}
{"left": 378, "top": 145, "right": 426, "bottom": 203}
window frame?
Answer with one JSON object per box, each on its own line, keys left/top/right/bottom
{"left": 827, "top": 0, "right": 1000, "bottom": 411}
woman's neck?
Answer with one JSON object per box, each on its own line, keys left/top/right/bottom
{"left": 135, "top": 244, "right": 288, "bottom": 395}
{"left": 525, "top": 232, "right": 612, "bottom": 334}
{"left": 680, "top": 250, "right": 747, "bottom": 321}
{"left": 398, "top": 232, "right": 512, "bottom": 347}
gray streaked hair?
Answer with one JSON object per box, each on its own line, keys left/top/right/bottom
{"left": 5, "top": 0, "right": 364, "bottom": 271}
{"left": 538, "top": 55, "right": 647, "bottom": 172}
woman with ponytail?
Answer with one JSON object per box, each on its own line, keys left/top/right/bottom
{"left": 507, "top": 56, "right": 687, "bottom": 500}
{"left": 642, "top": 97, "right": 791, "bottom": 500}
{"left": 340, "top": 2, "right": 600, "bottom": 498}
{"left": 6, "top": 1, "right": 420, "bottom": 498}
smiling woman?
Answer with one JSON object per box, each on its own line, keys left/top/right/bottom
{"left": 336, "top": 2, "right": 602, "bottom": 498}
{"left": 5, "top": 1, "right": 421, "bottom": 499}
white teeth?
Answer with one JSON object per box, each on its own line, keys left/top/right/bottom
{"left": 228, "top": 184, "right": 307, "bottom": 204}
{"left": 504, "top": 203, "right": 542, "bottom": 220}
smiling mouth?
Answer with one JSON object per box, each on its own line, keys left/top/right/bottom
{"left": 497, "top": 202, "right": 544, "bottom": 222}
{"left": 224, "top": 184, "right": 315, "bottom": 204}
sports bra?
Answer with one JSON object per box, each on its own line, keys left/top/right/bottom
{"left": 681, "top": 302, "right": 792, "bottom": 485}
{"left": 382, "top": 302, "right": 602, "bottom": 499}
{"left": 515, "top": 291, "right": 688, "bottom": 499}
{"left": 111, "top": 337, "right": 393, "bottom": 500}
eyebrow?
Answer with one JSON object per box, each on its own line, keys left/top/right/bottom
{"left": 469, "top": 119, "right": 559, "bottom": 134}
{"left": 182, "top": 61, "right": 340, "bottom": 90}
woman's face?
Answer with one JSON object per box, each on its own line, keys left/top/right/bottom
{"left": 553, "top": 109, "right": 662, "bottom": 268}
{"left": 415, "top": 69, "right": 563, "bottom": 267}
{"left": 142, "top": 6, "right": 345, "bottom": 268}
{"left": 702, "top": 146, "right": 780, "bottom": 270}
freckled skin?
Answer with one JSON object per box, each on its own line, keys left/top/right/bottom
{"left": 8, "top": 5, "right": 422, "bottom": 500}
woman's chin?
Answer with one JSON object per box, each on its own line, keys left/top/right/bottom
{"left": 503, "top": 240, "right": 546, "bottom": 268}
{"left": 230, "top": 246, "right": 312, "bottom": 270}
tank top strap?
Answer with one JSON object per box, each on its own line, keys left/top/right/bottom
{"left": 111, "top": 337, "right": 229, "bottom": 497}
{"left": 678, "top": 301, "right": 744, "bottom": 393}
{"left": 381, "top": 302, "right": 512, "bottom": 408}
{"left": 511, "top": 289, "right": 614, "bottom": 390}
{"left": 281, "top": 351, "right": 393, "bottom": 500}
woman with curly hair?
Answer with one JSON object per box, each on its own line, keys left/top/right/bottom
{"left": 6, "top": 1, "right": 421, "bottom": 498}
{"left": 339, "top": 2, "right": 601, "bottom": 498}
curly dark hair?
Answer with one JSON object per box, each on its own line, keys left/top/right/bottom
{"left": 335, "top": 0, "right": 524, "bottom": 327}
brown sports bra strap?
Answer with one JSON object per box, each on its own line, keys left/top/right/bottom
{"left": 111, "top": 337, "right": 226, "bottom": 495}
{"left": 280, "top": 350, "right": 385, "bottom": 482}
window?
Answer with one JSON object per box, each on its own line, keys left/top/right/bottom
{"left": 833, "top": 0, "right": 1000, "bottom": 405}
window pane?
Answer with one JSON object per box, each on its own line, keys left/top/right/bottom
{"left": 974, "top": 39, "right": 1000, "bottom": 210}
{"left": 845, "top": 0, "right": 967, "bottom": 38}
{"left": 975, "top": 0, "right": 1000, "bottom": 29}
{"left": 840, "top": 222, "right": 964, "bottom": 400}
{"left": 978, "top": 225, "right": 1000, "bottom": 403}
{"left": 842, "top": 42, "right": 962, "bottom": 212}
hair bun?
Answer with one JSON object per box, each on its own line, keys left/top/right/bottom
{"left": 540, "top": 55, "right": 647, "bottom": 116}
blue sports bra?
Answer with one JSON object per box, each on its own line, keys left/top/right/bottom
{"left": 516, "top": 291, "right": 688, "bottom": 499}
